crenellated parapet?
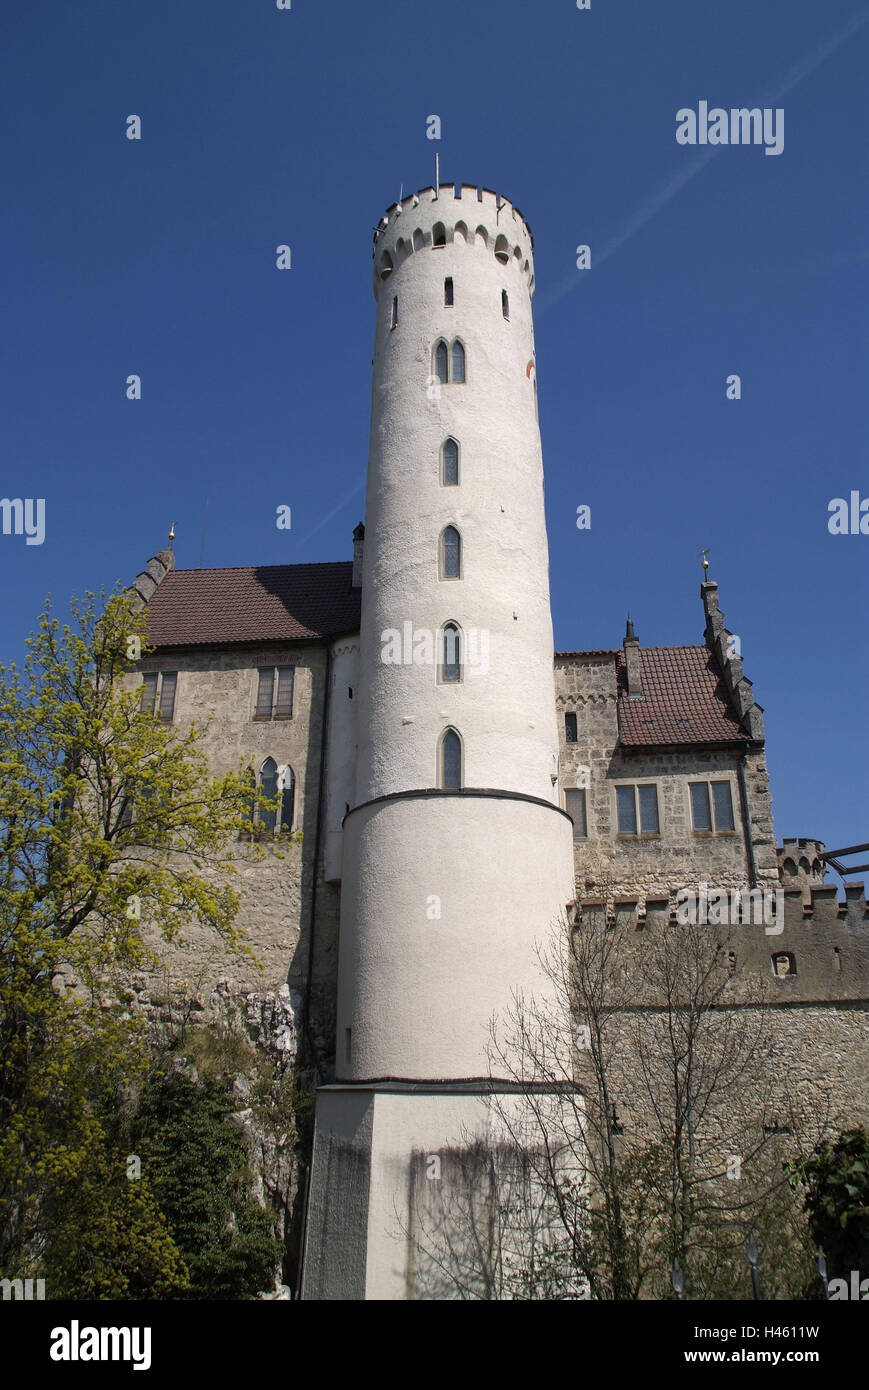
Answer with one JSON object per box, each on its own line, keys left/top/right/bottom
{"left": 572, "top": 881, "right": 869, "bottom": 1004}
{"left": 371, "top": 184, "right": 536, "bottom": 300}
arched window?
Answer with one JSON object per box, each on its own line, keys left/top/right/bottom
{"left": 434, "top": 340, "right": 448, "bottom": 384}
{"left": 451, "top": 339, "right": 465, "bottom": 383}
{"left": 502, "top": 289, "right": 509, "bottom": 320}
{"left": 412, "top": 228, "right": 425, "bottom": 252}
{"left": 260, "top": 757, "right": 278, "bottom": 833}
{"left": 379, "top": 251, "right": 393, "bottom": 280}
{"left": 454, "top": 221, "right": 468, "bottom": 244}
{"left": 442, "top": 437, "right": 459, "bottom": 486}
{"left": 444, "top": 276, "right": 454, "bottom": 305}
{"left": 494, "top": 234, "right": 510, "bottom": 264}
{"left": 440, "top": 623, "right": 462, "bottom": 683}
{"left": 475, "top": 225, "right": 488, "bottom": 249}
{"left": 250, "top": 758, "right": 295, "bottom": 836}
{"left": 432, "top": 221, "right": 446, "bottom": 247}
{"left": 440, "top": 728, "right": 462, "bottom": 789}
{"left": 440, "top": 526, "right": 461, "bottom": 579}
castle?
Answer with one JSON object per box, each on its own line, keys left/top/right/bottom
{"left": 125, "top": 182, "right": 868, "bottom": 1300}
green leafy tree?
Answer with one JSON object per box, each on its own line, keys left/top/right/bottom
{"left": 789, "top": 1128, "right": 869, "bottom": 1283}
{"left": 0, "top": 588, "right": 276, "bottom": 1281}
{"left": 130, "top": 1070, "right": 283, "bottom": 1299}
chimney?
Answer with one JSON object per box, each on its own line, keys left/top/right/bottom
{"left": 623, "top": 617, "right": 643, "bottom": 699}
{"left": 351, "top": 522, "right": 365, "bottom": 589}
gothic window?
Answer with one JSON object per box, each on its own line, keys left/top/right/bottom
{"left": 440, "top": 525, "right": 461, "bottom": 579}
{"left": 689, "top": 781, "right": 734, "bottom": 832}
{"left": 432, "top": 221, "right": 446, "bottom": 247}
{"left": 616, "top": 783, "right": 659, "bottom": 836}
{"left": 442, "top": 437, "right": 459, "bottom": 486}
{"left": 444, "top": 277, "right": 454, "bottom": 305}
{"left": 434, "top": 340, "right": 449, "bottom": 384}
{"left": 439, "top": 623, "right": 461, "bottom": 683}
{"left": 245, "top": 758, "right": 296, "bottom": 838}
{"left": 452, "top": 339, "right": 466, "bottom": 383}
{"left": 502, "top": 289, "right": 510, "bottom": 320}
{"left": 564, "top": 712, "right": 578, "bottom": 742}
{"left": 565, "top": 788, "right": 587, "bottom": 839}
{"left": 254, "top": 666, "right": 294, "bottom": 721}
{"left": 440, "top": 728, "right": 462, "bottom": 790}
{"left": 140, "top": 670, "right": 177, "bottom": 722}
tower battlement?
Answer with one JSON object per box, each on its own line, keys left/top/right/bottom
{"left": 573, "top": 883, "right": 869, "bottom": 1003}
{"left": 372, "top": 183, "right": 536, "bottom": 299}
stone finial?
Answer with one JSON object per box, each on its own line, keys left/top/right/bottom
{"left": 623, "top": 616, "right": 642, "bottom": 699}
{"left": 352, "top": 523, "right": 365, "bottom": 589}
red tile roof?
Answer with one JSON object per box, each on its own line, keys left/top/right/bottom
{"left": 143, "top": 563, "right": 361, "bottom": 648}
{"left": 616, "top": 646, "right": 746, "bottom": 746}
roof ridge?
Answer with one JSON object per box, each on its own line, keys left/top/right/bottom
{"left": 169, "top": 560, "right": 352, "bottom": 575}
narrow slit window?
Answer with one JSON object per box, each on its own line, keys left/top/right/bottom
{"left": 441, "top": 526, "right": 461, "bottom": 579}
{"left": 260, "top": 758, "right": 278, "bottom": 834}
{"left": 440, "top": 729, "right": 462, "bottom": 789}
{"left": 435, "top": 340, "right": 448, "bottom": 384}
{"left": 391, "top": 295, "right": 398, "bottom": 329}
{"left": 502, "top": 289, "right": 509, "bottom": 320}
{"left": 444, "top": 277, "right": 454, "bottom": 305}
{"left": 452, "top": 340, "right": 465, "bottom": 383}
{"left": 565, "top": 712, "right": 578, "bottom": 742}
{"left": 442, "top": 437, "right": 459, "bottom": 486}
{"left": 441, "top": 624, "right": 461, "bottom": 682}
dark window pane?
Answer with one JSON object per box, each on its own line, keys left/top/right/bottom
{"left": 391, "top": 296, "right": 398, "bottom": 328}
{"left": 274, "top": 667, "right": 294, "bottom": 718}
{"left": 140, "top": 672, "right": 158, "bottom": 715}
{"left": 158, "top": 672, "right": 177, "bottom": 722}
{"left": 280, "top": 769, "right": 295, "bottom": 833}
{"left": 502, "top": 290, "right": 509, "bottom": 319}
{"left": 638, "top": 784, "right": 659, "bottom": 833}
{"left": 442, "top": 730, "right": 461, "bottom": 789}
{"left": 452, "top": 340, "right": 465, "bottom": 383}
{"left": 690, "top": 782, "right": 712, "bottom": 831}
{"left": 712, "top": 781, "right": 734, "bottom": 831}
{"left": 435, "top": 342, "right": 448, "bottom": 384}
{"left": 565, "top": 788, "right": 587, "bottom": 838}
{"left": 443, "top": 438, "right": 459, "bottom": 485}
{"left": 255, "top": 668, "right": 273, "bottom": 719}
{"left": 442, "top": 527, "right": 460, "bottom": 578}
{"left": 616, "top": 785, "right": 636, "bottom": 835}
{"left": 565, "top": 713, "right": 578, "bottom": 743}
{"left": 444, "top": 277, "right": 454, "bottom": 305}
{"left": 442, "top": 625, "right": 460, "bottom": 682}
{"left": 260, "top": 757, "right": 278, "bottom": 833}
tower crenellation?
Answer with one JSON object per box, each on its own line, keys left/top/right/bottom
{"left": 372, "top": 184, "right": 536, "bottom": 300}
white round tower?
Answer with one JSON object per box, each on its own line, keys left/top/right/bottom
{"left": 338, "top": 184, "right": 575, "bottom": 1081}
{"left": 303, "top": 185, "right": 576, "bottom": 1301}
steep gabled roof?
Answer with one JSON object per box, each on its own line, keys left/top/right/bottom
{"left": 615, "top": 645, "right": 747, "bottom": 747}
{"left": 142, "top": 562, "right": 361, "bottom": 648}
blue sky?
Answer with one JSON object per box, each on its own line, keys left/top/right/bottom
{"left": 2, "top": 0, "right": 866, "bottom": 881}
